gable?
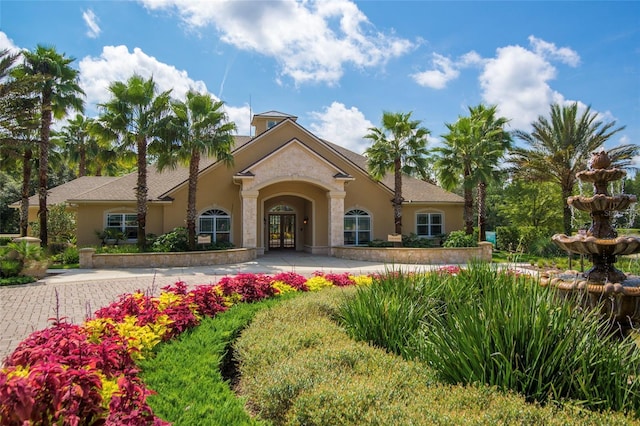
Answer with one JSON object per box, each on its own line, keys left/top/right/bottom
{"left": 235, "top": 138, "right": 352, "bottom": 191}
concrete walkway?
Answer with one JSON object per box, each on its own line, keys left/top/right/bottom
{"left": 1, "top": 252, "right": 450, "bottom": 364}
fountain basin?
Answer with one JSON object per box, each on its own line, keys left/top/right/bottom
{"left": 576, "top": 168, "right": 626, "bottom": 184}
{"left": 552, "top": 234, "right": 640, "bottom": 256}
{"left": 541, "top": 271, "right": 640, "bottom": 324}
{"left": 568, "top": 194, "right": 637, "bottom": 212}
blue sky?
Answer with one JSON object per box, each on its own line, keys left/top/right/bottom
{"left": 1, "top": 0, "right": 638, "bottom": 159}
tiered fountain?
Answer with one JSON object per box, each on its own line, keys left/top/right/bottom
{"left": 542, "top": 150, "right": 640, "bottom": 326}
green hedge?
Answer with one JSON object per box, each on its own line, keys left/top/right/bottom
{"left": 234, "top": 287, "right": 635, "bottom": 425}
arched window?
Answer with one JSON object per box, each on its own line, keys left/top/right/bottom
{"left": 198, "top": 209, "right": 230, "bottom": 243}
{"left": 416, "top": 211, "right": 443, "bottom": 237}
{"left": 344, "top": 209, "right": 371, "bottom": 245}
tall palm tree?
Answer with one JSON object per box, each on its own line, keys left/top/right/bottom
{"left": 155, "top": 91, "right": 236, "bottom": 250}
{"left": 12, "top": 45, "right": 84, "bottom": 247}
{"left": 434, "top": 105, "right": 511, "bottom": 237}
{"left": 364, "top": 111, "right": 430, "bottom": 235}
{"left": 468, "top": 105, "right": 511, "bottom": 241}
{"left": 510, "top": 102, "right": 634, "bottom": 235}
{"left": 433, "top": 116, "right": 476, "bottom": 235}
{"left": 95, "top": 74, "right": 171, "bottom": 250}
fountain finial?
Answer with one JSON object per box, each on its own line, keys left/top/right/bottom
{"left": 589, "top": 150, "right": 611, "bottom": 170}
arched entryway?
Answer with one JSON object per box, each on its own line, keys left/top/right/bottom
{"left": 262, "top": 191, "right": 315, "bottom": 253}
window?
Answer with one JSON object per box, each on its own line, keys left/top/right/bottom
{"left": 416, "top": 212, "right": 443, "bottom": 237}
{"left": 198, "top": 209, "right": 231, "bottom": 243}
{"left": 344, "top": 209, "right": 371, "bottom": 245}
{"left": 106, "top": 213, "right": 138, "bottom": 240}
{"left": 267, "top": 120, "right": 278, "bottom": 129}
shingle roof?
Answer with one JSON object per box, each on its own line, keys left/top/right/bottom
{"left": 324, "top": 140, "right": 463, "bottom": 204}
{"left": 12, "top": 176, "right": 120, "bottom": 207}
{"left": 37, "top": 126, "right": 462, "bottom": 205}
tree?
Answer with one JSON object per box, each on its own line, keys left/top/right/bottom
{"left": 56, "top": 114, "right": 92, "bottom": 177}
{"left": 364, "top": 111, "right": 430, "bottom": 235}
{"left": 433, "top": 105, "right": 511, "bottom": 237}
{"left": 155, "top": 91, "right": 236, "bottom": 250}
{"left": 468, "top": 105, "right": 511, "bottom": 241}
{"left": 0, "top": 49, "right": 41, "bottom": 236}
{"left": 12, "top": 45, "right": 84, "bottom": 247}
{"left": 433, "top": 117, "right": 475, "bottom": 234}
{"left": 511, "top": 102, "right": 635, "bottom": 235}
{"left": 95, "top": 74, "right": 171, "bottom": 250}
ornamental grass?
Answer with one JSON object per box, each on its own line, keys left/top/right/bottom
{"left": 237, "top": 286, "right": 638, "bottom": 425}
{"left": 338, "top": 262, "right": 640, "bottom": 418}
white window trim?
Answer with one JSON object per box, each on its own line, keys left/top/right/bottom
{"left": 197, "top": 208, "right": 232, "bottom": 244}
{"left": 344, "top": 208, "right": 372, "bottom": 246}
{"left": 415, "top": 210, "right": 445, "bottom": 237}
{"left": 104, "top": 210, "right": 138, "bottom": 242}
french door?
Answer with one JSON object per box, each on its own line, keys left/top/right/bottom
{"left": 268, "top": 214, "right": 296, "bottom": 249}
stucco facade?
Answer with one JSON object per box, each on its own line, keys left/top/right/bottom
{"left": 21, "top": 111, "right": 465, "bottom": 253}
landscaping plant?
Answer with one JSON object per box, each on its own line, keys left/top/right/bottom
{"left": 0, "top": 271, "right": 364, "bottom": 424}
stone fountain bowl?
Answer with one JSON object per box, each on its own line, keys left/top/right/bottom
{"left": 568, "top": 194, "right": 637, "bottom": 212}
{"left": 552, "top": 234, "right": 640, "bottom": 256}
{"left": 576, "top": 168, "right": 626, "bottom": 183}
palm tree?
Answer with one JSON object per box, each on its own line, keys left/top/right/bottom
{"left": 433, "top": 105, "right": 511, "bottom": 237}
{"left": 433, "top": 116, "right": 476, "bottom": 235}
{"left": 12, "top": 45, "right": 84, "bottom": 247}
{"left": 56, "top": 114, "right": 93, "bottom": 177}
{"left": 95, "top": 74, "right": 171, "bottom": 250}
{"left": 364, "top": 111, "right": 430, "bottom": 235}
{"left": 468, "top": 105, "right": 511, "bottom": 241}
{"left": 510, "top": 102, "right": 635, "bottom": 235}
{"left": 155, "top": 91, "right": 236, "bottom": 250}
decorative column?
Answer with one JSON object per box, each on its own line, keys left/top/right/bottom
{"left": 241, "top": 190, "right": 259, "bottom": 248}
{"left": 327, "top": 191, "right": 346, "bottom": 255}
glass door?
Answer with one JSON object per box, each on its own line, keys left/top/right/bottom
{"left": 268, "top": 214, "right": 296, "bottom": 249}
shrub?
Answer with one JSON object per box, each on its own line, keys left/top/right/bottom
{"left": 402, "top": 232, "right": 437, "bottom": 248}
{"left": 237, "top": 288, "right": 635, "bottom": 425}
{"left": 0, "top": 237, "right": 12, "bottom": 246}
{"left": 338, "top": 264, "right": 640, "bottom": 415}
{"left": 0, "top": 259, "right": 22, "bottom": 278}
{"left": 61, "top": 246, "right": 80, "bottom": 265}
{"left": 151, "top": 227, "right": 189, "bottom": 252}
{"left": 443, "top": 230, "right": 477, "bottom": 247}
{"left": 367, "top": 239, "right": 393, "bottom": 247}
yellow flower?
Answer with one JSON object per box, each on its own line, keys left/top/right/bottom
{"left": 271, "top": 280, "right": 297, "bottom": 295}
{"left": 351, "top": 275, "right": 373, "bottom": 286}
{"left": 305, "top": 276, "right": 333, "bottom": 292}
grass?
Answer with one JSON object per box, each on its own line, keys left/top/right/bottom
{"left": 139, "top": 296, "right": 289, "bottom": 425}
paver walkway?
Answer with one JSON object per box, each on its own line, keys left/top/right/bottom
{"left": 1, "top": 253, "right": 448, "bottom": 364}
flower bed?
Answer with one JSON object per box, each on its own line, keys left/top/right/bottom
{"left": 0, "top": 271, "right": 370, "bottom": 425}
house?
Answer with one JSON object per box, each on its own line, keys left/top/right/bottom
{"left": 18, "top": 111, "right": 464, "bottom": 254}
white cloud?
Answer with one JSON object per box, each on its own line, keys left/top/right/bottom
{"left": 138, "top": 0, "right": 414, "bottom": 86}
{"left": 82, "top": 9, "right": 101, "bottom": 39}
{"left": 78, "top": 45, "right": 209, "bottom": 111}
{"left": 224, "top": 104, "right": 252, "bottom": 136}
{"left": 411, "top": 51, "right": 483, "bottom": 89}
{"left": 479, "top": 44, "right": 562, "bottom": 129}
{"left": 478, "top": 37, "right": 581, "bottom": 130}
{"left": 308, "top": 102, "right": 373, "bottom": 154}
{"left": 528, "top": 35, "right": 580, "bottom": 67}
{"left": 0, "top": 32, "right": 21, "bottom": 53}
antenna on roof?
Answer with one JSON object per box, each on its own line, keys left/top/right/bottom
{"left": 249, "top": 95, "right": 252, "bottom": 137}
